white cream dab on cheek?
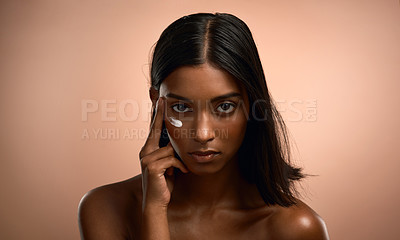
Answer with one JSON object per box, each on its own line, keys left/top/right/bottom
{"left": 167, "top": 116, "right": 183, "bottom": 128}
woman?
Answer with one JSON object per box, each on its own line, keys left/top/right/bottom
{"left": 78, "top": 13, "right": 330, "bottom": 240}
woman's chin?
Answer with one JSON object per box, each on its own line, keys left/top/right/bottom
{"left": 179, "top": 163, "right": 226, "bottom": 177}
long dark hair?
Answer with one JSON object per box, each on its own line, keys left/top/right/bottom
{"left": 150, "top": 13, "right": 304, "bottom": 207}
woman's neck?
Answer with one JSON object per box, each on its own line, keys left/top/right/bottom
{"left": 170, "top": 156, "right": 265, "bottom": 212}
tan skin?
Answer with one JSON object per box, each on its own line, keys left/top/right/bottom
{"left": 78, "top": 63, "right": 330, "bottom": 240}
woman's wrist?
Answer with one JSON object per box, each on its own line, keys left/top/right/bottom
{"left": 141, "top": 204, "right": 170, "bottom": 240}
{"left": 142, "top": 201, "right": 169, "bottom": 214}
{"left": 142, "top": 204, "right": 168, "bottom": 215}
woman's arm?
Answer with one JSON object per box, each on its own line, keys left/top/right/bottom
{"left": 139, "top": 97, "right": 189, "bottom": 240}
{"left": 141, "top": 205, "right": 170, "bottom": 240}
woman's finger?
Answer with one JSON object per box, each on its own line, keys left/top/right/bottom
{"left": 146, "top": 156, "right": 189, "bottom": 176}
{"left": 140, "top": 97, "right": 165, "bottom": 158}
{"left": 140, "top": 144, "right": 175, "bottom": 167}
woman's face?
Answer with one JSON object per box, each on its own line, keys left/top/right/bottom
{"left": 159, "top": 63, "right": 249, "bottom": 175}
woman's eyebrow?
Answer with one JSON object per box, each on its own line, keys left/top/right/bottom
{"left": 210, "top": 92, "right": 242, "bottom": 103}
{"left": 165, "top": 92, "right": 242, "bottom": 103}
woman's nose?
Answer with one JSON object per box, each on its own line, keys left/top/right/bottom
{"left": 193, "top": 113, "right": 215, "bottom": 144}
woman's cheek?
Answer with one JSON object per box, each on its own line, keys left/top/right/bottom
{"left": 165, "top": 121, "right": 187, "bottom": 155}
{"left": 222, "top": 115, "right": 248, "bottom": 146}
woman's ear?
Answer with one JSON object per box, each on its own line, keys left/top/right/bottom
{"left": 149, "top": 87, "right": 159, "bottom": 106}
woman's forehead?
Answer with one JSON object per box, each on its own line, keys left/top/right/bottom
{"left": 159, "top": 64, "right": 247, "bottom": 100}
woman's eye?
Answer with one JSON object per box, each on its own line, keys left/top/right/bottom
{"left": 171, "top": 103, "right": 191, "bottom": 113}
{"left": 216, "top": 103, "right": 235, "bottom": 113}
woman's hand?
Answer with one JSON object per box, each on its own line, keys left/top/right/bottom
{"left": 139, "top": 97, "right": 189, "bottom": 210}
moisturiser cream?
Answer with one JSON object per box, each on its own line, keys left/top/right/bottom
{"left": 167, "top": 116, "right": 183, "bottom": 128}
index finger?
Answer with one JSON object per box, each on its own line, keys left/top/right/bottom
{"left": 141, "top": 97, "right": 165, "bottom": 156}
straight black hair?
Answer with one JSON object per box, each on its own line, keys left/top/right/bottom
{"left": 150, "top": 13, "right": 304, "bottom": 207}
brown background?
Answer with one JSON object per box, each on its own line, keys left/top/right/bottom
{"left": 1, "top": 0, "right": 399, "bottom": 239}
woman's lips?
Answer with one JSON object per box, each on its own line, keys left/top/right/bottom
{"left": 189, "top": 151, "right": 220, "bottom": 163}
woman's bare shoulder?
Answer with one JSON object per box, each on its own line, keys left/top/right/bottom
{"left": 267, "top": 199, "right": 330, "bottom": 240}
{"left": 79, "top": 174, "right": 143, "bottom": 207}
{"left": 78, "top": 174, "right": 143, "bottom": 240}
